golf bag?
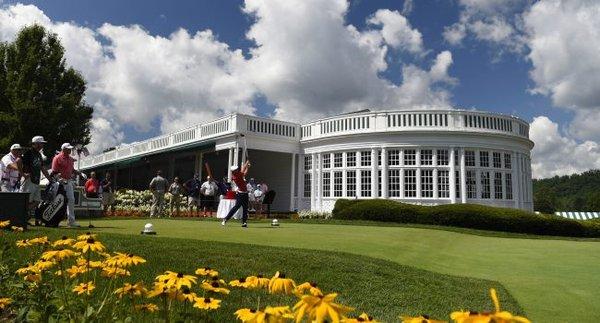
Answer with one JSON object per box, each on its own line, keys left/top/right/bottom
{"left": 35, "top": 181, "right": 68, "bottom": 227}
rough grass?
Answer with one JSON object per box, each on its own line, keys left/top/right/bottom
{"left": 2, "top": 229, "right": 520, "bottom": 322}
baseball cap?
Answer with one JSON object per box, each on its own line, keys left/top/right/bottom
{"left": 230, "top": 165, "right": 239, "bottom": 171}
{"left": 31, "top": 136, "right": 47, "bottom": 143}
{"left": 61, "top": 143, "right": 74, "bottom": 150}
{"left": 10, "top": 143, "right": 22, "bottom": 150}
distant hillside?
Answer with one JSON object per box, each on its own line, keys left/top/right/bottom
{"left": 533, "top": 169, "right": 600, "bottom": 212}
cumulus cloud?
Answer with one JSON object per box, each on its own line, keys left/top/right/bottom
{"left": 0, "top": 1, "right": 456, "bottom": 153}
{"left": 530, "top": 116, "right": 600, "bottom": 178}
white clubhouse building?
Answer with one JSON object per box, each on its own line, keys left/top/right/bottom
{"left": 79, "top": 109, "right": 534, "bottom": 212}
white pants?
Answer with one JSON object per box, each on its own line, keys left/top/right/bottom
{"left": 64, "top": 180, "right": 76, "bottom": 224}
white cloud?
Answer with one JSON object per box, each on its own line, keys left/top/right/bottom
{"left": 0, "top": 1, "right": 456, "bottom": 153}
{"left": 530, "top": 116, "right": 600, "bottom": 178}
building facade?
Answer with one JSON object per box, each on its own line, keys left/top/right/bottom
{"left": 79, "top": 109, "right": 534, "bottom": 212}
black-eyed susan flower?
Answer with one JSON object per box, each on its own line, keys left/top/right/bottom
{"left": 343, "top": 312, "right": 380, "bottom": 322}
{"left": 193, "top": 297, "right": 221, "bottom": 310}
{"left": 65, "top": 265, "right": 87, "bottom": 278}
{"left": 235, "top": 306, "right": 292, "bottom": 323}
{"left": 75, "top": 257, "right": 103, "bottom": 269}
{"left": 230, "top": 277, "right": 254, "bottom": 289}
{"left": 0, "top": 297, "right": 12, "bottom": 310}
{"left": 246, "top": 275, "right": 271, "bottom": 289}
{"left": 0, "top": 220, "right": 10, "bottom": 228}
{"left": 33, "top": 260, "right": 55, "bottom": 271}
{"left": 294, "top": 282, "right": 323, "bottom": 297}
{"left": 203, "top": 275, "right": 227, "bottom": 286}
{"left": 235, "top": 308, "right": 261, "bottom": 322}
{"left": 16, "top": 239, "right": 31, "bottom": 247}
{"left": 400, "top": 314, "right": 446, "bottom": 323}
{"left": 201, "top": 281, "right": 230, "bottom": 294}
{"left": 176, "top": 286, "right": 198, "bottom": 303}
{"left": 293, "top": 292, "right": 354, "bottom": 323}
{"left": 73, "top": 281, "right": 95, "bottom": 295}
{"left": 265, "top": 306, "right": 295, "bottom": 321}
{"left": 135, "top": 303, "right": 159, "bottom": 313}
{"left": 41, "top": 249, "right": 79, "bottom": 262}
{"left": 28, "top": 236, "right": 49, "bottom": 245}
{"left": 114, "top": 282, "right": 147, "bottom": 298}
{"left": 101, "top": 266, "right": 130, "bottom": 278}
{"left": 73, "top": 238, "right": 106, "bottom": 253}
{"left": 77, "top": 232, "right": 97, "bottom": 241}
{"left": 11, "top": 226, "right": 23, "bottom": 232}
{"left": 450, "top": 289, "right": 530, "bottom": 323}
{"left": 268, "top": 271, "right": 296, "bottom": 294}
{"left": 105, "top": 252, "right": 146, "bottom": 267}
{"left": 155, "top": 271, "right": 197, "bottom": 290}
{"left": 52, "top": 236, "right": 75, "bottom": 247}
{"left": 24, "top": 273, "right": 41, "bottom": 282}
{"left": 146, "top": 282, "right": 177, "bottom": 299}
{"left": 195, "top": 267, "right": 219, "bottom": 277}
{"left": 16, "top": 264, "right": 38, "bottom": 275}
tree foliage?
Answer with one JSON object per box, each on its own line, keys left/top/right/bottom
{"left": 533, "top": 169, "right": 600, "bottom": 211}
{"left": 0, "top": 24, "right": 93, "bottom": 155}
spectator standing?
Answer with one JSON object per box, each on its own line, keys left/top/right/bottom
{"left": 149, "top": 170, "right": 168, "bottom": 217}
{"left": 20, "top": 136, "right": 51, "bottom": 223}
{"left": 184, "top": 174, "right": 201, "bottom": 216}
{"left": 169, "top": 177, "right": 183, "bottom": 217}
{"left": 1, "top": 144, "right": 23, "bottom": 192}
{"left": 101, "top": 172, "right": 115, "bottom": 214}
{"left": 52, "top": 143, "right": 86, "bottom": 227}
{"left": 84, "top": 171, "right": 101, "bottom": 198}
{"left": 247, "top": 178, "right": 258, "bottom": 212}
{"left": 200, "top": 176, "right": 218, "bottom": 217}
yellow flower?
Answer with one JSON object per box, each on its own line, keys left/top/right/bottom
{"left": 65, "top": 265, "right": 87, "bottom": 278}
{"left": 33, "top": 260, "right": 55, "bottom": 271}
{"left": 114, "top": 282, "right": 147, "bottom": 298}
{"left": 24, "top": 273, "right": 41, "bottom": 282}
{"left": 16, "top": 239, "right": 31, "bottom": 247}
{"left": 295, "top": 282, "right": 323, "bottom": 297}
{"left": 52, "top": 236, "right": 75, "bottom": 247}
{"left": 155, "top": 271, "right": 197, "bottom": 290}
{"left": 29, "top": 236, "right": 49, "bottom": 245}
{"left": 73, "top": 281, "right": 95, "bottom": 295}
{"left": 42, "top": 249, "right": 79, "bottom": 262}
{"left": 268, "top": 271, "right": 296, "bottom": 294}
{"left": 73, "top": 238, "right": 106, "bottom": 253}
{"left": 77, "top": 232, "right": 97, "bottom": 241}
{"left": 176, "top": 286, "right": 198, "bottom": 303}
{"left": 0, "top": 297, "right": 12, "bottom": 310}
{"left": 101, "top": 266, "right": 130, "bottom": 278}
{"left": 201, "top": 281, "right": 231, "bottom": 294}
{"left": 195, "top": 267, "right": 219, "bottom": 277}
{"left": 146, "top": 282, "right": 177, "bottom": 299}
{"left": 401, "top": 315, "right": 445, "bottom": 323}
{"left": 16, "top": 264, "right": 40, "bottom": 275}
{"left": 293, "top": 293, "right": 354, "bottom": 323}
{"left": 105, "top": 252, "right": 146, "bottom": 267}
{"left": 135, "top": 303, "right": 159, "bottom": 313}
{"left": 246, "top": 275, "right": 271, "bottom": 289}
{"left": 343, "top": 313, "right": 380, "bottom": 322}
{"left": 450, "top": 289, "right": 531, "bottom": 323}
{"left": 230, "top": 277, "right": 254, "bottom": 288}
{"left": 0, "top": 220, "right": 10, "bottom": 228}
{"left": 193, "top": 297, "right": 221, "bottom": 310}
{"left": 11, "top": 226, "right": 23, "bottom": 232}
{"left": 75, "top": 257, "right": 103, "bottom": 269}
{"left": 235, "top": 306, "right": 292, "bottom": 323}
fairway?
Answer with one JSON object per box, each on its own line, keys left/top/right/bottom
{"left": 68, "top": 218, "right": 600, "bottom": 322}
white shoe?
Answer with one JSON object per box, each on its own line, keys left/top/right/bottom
{"left": 221, "top": 220, "right": 226, "bottom": 226}
{"left": 68, "top": 222, "right": 81, "bottom": 228}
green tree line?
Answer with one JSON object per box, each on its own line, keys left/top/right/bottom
{"left": 533, "top": 169, "right": 600, "bottom": 213}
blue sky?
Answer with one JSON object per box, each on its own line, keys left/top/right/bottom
{"left": 1, "top": 0, "right": 599, "bottom": 177}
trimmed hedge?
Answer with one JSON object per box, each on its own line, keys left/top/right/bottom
{"left": 332, "top": 199, "right": 600, "bottom": 237}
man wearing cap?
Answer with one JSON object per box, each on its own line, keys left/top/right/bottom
{"left": 52, "top": 143, "right": 86, "bottom": 227}
{"left": 149, "top": 170, "right": 168, "bottom": 217}
{"left": 1, "top": 144, "right": 24, "bottom": 192}
{"left": 20, "top": 136, "right": 51, "bottom": 222}
{"left": 222, "top": 159, "right": 251, "bottom": 227}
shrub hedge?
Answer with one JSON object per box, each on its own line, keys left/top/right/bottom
{"left": 332, "top": 199, "right": 600, "bottom": 237}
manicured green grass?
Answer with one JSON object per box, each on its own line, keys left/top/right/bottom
{"left": 54, "top": 217, "right": 600, "bottom": 322}
{"left": 2, "top": 230, "right": 519, "bottom": 322}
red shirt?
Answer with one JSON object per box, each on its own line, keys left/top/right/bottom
{"left": 85, "top": 178, "right": 100, "bottom": 194}
{"left": 231, "top": 170, "right": 247, "bottom": 193}
{"left": 52, "top": 152, "right": 75, "bottom": 180}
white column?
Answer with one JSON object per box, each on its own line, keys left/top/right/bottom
{"left": 311, "top": 153, "right": 317, "bottom": 210}
{"left": 342, "top": 152, "right": 347, "bottom": 197}
{"left": 371, "top": 148, "right": 378, "bottom": 198}
{"left": 449, "top": 148, "right": 456, "bottom": 203}
{"left": 297, "top": 153, "right": 304, "bottom": 210}
{"left": 512, "top": 152, "right": 518, "bottom": 208}
{"left": 416, "top": 150, "right": 421, "bottom": 199}
{"left": 233, "top": 143, "right": 240, "bottom": 169}
{"left": 317, "top": 153, "right": 323, "bottom": 211}
{"left": 381, "top": 148, "right": 388, "bottom": 199}
{"left": 227, "top": 148, "right": 233, "bottom": 180}
{"left": 460, "top": 148, "right": 467, "bottom": 203}
{"left": 290, "top": 153, "right": 296, "bottom": 211}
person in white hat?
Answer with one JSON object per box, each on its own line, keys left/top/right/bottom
{"left": 1, "top": 144, "right": 23, "bottom": 192}
{"left": 20, "top": 136, "right": 52, "bottom": 223}
{"left": 51, "top": 142, "right": 86, "bottom": 227}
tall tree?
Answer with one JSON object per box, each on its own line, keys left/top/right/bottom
{"left": 0, "top": 24, "right": 93, "bottom": 156}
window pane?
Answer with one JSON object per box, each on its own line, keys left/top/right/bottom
{"left": 360, "top": 151, "right": 371, "bottom": 167}
{"left": 347, "top": 152, "right": 356, "bottom": 167}
{"left": 481, "top": 171, "right": 491, "bottom": 199}
{"left": 493, "top": 152, "right": 502, "bottom": 168}
{"left": 323, "top": 172, "right": 331, "bottom": 197}
{"left": 404, "top": 149, "right": 416, "bottom": 165}
{"left": 421, "top": 149, "right": 433, "bottom": 165}
{"left": 505, "top": 173, "right": 513, "bottom": 199}
{"left": 347, "top": 171, "right": 356, "bottom": 197}
{"left": 303, "top": 173, "right": 311, "bottom": 198}
{"left": 479, "top": 151, "right": 489, "bottom": 168}
{"left": 304, "top": 155, "right": 312, "bottom": 171}
{"left": 389, "top": 169, "right": 401, "bottom": 197}
{"left": 467, "top": 170, "right": 476, "bottom": 198}
{"left": 334, "top": 153, "right": 343, "bottom": 168}
{"left": 360, "top": 170, "right": 372, "bottom": 197}
{"left": 494, "top": 172, "right": 503, "bottom": 199}
{"left": 465, "top": 150, "right": 475, "bottom": 167}
{"left": 333, "top": 171, "right": 343, "bottom": 197}
{"left": 323, "top": 154, "right": 331, "bottom": 169}
{"left": 504, "top": 153, "right": 512, "bottom": 169}
{"left": 421, "top": 169, "right": 433, "bottom": 197}
{"left": 388, "top": 149, "right": 400, "bottom": 166}
{"left": 404, "top": 169, "right": 416, "bottom": 197}
{"left": 438, "top": 170, "right": 449, "bottom": 198}
{"left": 437, "top": 149, "right": 449, "bottom": 166}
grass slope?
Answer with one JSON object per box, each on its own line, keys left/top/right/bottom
{"left": 64, "top": 218, "right": 600, "bottom": 323}
{"left": 2, "top": 230, "right": 519, "bottom": 322}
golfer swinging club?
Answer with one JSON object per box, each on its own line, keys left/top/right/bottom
{"left": 222, "top": 159, "right": 251, "bottom": 227}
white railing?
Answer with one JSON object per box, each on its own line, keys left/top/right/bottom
{"left": 299, "top": 110, "right": 530, "bottom": 141}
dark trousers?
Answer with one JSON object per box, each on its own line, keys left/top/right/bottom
{"left": 225, "top": 192, "right": 249, "bottom": 223}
